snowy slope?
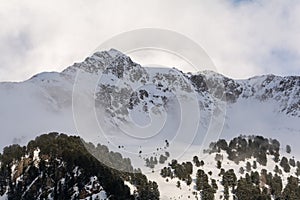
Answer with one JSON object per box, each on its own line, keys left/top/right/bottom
{"left": 147, "top": 149, "right": 298, "bottom": 200}
{"left": 148, "top": 133, "right": 300, "bottom": 200}
{"left": 0, "top": 49, "right": 299, "bottom": 199}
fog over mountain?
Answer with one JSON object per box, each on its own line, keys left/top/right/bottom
{"left": 0, "top": 49, "right": 299, "bottom": 153}
{"left": 0, "top": 49, "right": 299, "bottom": 199}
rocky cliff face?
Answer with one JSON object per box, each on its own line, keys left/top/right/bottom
{"left": 0, "top": 49, "right": 299, "bottom": 171}
{"left": 0, "top": 49, "right": 299, "bottom": 199}
{"left": 190, "top": 71, "right": 300, "bottom": 116}
{"left": 58, "top": 49, "right": 300, "bottom": 120}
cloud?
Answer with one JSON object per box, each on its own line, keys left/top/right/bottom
{"left": 0, "top": 0, "right": 299, "bottom": 81}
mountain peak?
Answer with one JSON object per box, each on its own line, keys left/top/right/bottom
{"left": 63, "top": 49, "right": 140, "bottom": 76}
{"left": 91, "top": 48, "right": 128, "bottom": 59}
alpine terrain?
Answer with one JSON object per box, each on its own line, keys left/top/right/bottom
{"left": 0, "top": 49, "right": 299, "bottom": 199}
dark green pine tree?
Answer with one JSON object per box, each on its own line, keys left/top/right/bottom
{"left": 211, "top": 179, "right": 218, "bottom": 191}
{"left": 282, "top": 176, "right": 300, "bottom": 200}
{"left": 286, "top": 145, "right": 291, "bottom": 154}
{"left": 186, "top": 175, "right": 192, "bottom": 186}
{"left": 246, "top": 161, "right": 251, "bottom": 172}
{"left": 289, "top": 158, "right": 296, "bottom": 167}
{"left": 250, "top": 171, "right": 260, "bottom": 186}
{"left": 193, "top": 156, "right": 199, "bottom": 165}
{"left": 252, "top": 160, "right": 257, "bottom": 169}
{"left": 138, "top": 181, "right": 160, "bottom": 200}
{"left": 200, "top": 183, "right": 215, "bottom": 200}
{"left": 223, "top": 182, "right": 229, "bottom": 200}
{"left": 296, "top": 165, "right": 300, "bottom": 177}
{"left": 280, "top": 156, "right": 291, "bottom": 173}
{"left": 196, "top": 169, "right": 207, "bottom": 191}
{"left": 195, "top": 169, "right": 215, "bottom": 199}
{"left": 270, "top": 174, "right": 283, "bottom": 199}
{"left": 222, "top": 169, "right": 237, "bottom": 190}
{"left": 235, "top": 177, "right": 263, "bottom": 200}
{"left": 217, "top": 160, "right": 222, "bottom": 169}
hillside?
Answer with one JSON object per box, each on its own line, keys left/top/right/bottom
{"left": 1, "top": 134, "right": 300, "bottom": 199}
{"left": 0, "top": 133, "right": 159, "bottom": 200}
{"left": 0, "top": 49, "right": 299, "bottom": 199}
{"left": 0, "top": 49, "right": 299, "bottom": 160}
{"left": 144, "top": 135, "right": 300, "bottom": 200}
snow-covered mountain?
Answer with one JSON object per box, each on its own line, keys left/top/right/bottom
{"left": 0, "top": 49, "right": 299, "bottom": 199}
{"left": 0, "top": 49, "right": 299, "bottom": 155}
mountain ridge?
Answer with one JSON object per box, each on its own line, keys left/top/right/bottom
{"left": 26, "top": 49, "right": 300, "bottom": 115}
{"left": 3, "top": 49, "right": 298, "bottom": 118}
{"left": 0, "top": 49, "right": 299, "bottom": 199}
{"left": 0, "top": 49, "right": 299, "bottom": 152}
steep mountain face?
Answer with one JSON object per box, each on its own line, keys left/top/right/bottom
{"left": 0, "top": 49, "right": 299, "bottom": 150}
{"left": 29, "top": 48, "right": 300, "bottom": 120}
{"left": 0, "top": 49, "right": 299, "bottom": 167}
{"left": 190, "top": 71, "right": 300, "bottom": 116}
{"left": 0, "top": 49, "right": 299, "bottom": 199}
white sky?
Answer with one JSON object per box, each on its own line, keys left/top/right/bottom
{"left": 0, "top": 0, "right": 299, "bottom": 82}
